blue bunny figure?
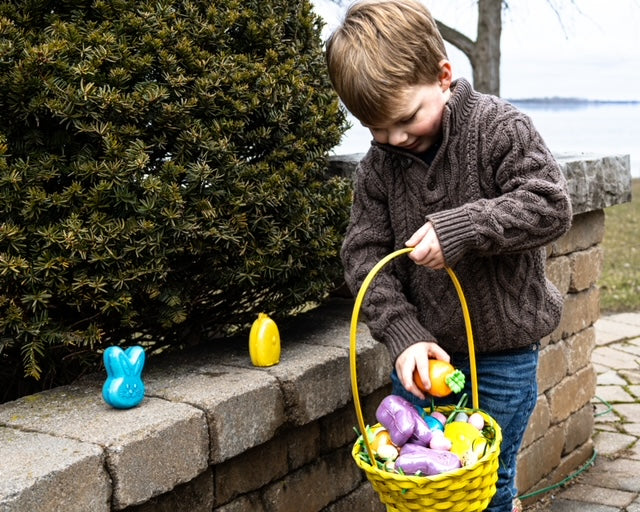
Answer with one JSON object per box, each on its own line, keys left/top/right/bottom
{"left": 102, "top": 345, "right": 146, "bottom": 409}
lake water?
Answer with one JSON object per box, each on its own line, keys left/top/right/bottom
{"left": 332, "top": 101, "right": 640, "bottom": 178}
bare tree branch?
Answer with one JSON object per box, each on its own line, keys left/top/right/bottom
{"left": 435, "top": 21, "right": 476, "bottom": 58}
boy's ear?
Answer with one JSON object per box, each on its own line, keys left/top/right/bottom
{"left": 438, "top": 60, "right": 453, "bottom": 91}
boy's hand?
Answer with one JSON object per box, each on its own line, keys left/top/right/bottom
{"left": 395, "top": 342, "right": 450, "bottom": 400}
{"left": 405, "top": 221, "right": 445, "bottom": 269}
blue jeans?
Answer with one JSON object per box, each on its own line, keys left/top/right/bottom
{"left": 391, "top": 345, "right": 539, "bottom": 512}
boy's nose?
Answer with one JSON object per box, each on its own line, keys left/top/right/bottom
{"left": 388, "top": 128, "right": 408, "bottom": 146}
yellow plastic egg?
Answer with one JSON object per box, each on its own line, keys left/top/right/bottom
{"left": 249, "top": 313, "right": 281, "bottom": 367}
{"left": 444, "top": 421, "right": 482, "bottom": 457}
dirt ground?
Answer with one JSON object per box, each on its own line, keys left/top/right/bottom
{"left": 523, "top": 495, "right": 553, "bottom": 511}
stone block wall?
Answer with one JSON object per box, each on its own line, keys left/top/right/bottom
{"left": 516, "top": 210, "right": 603, "bottom": 501}
{"left": 0, "top": 153, "right": 632, "bottom": 511}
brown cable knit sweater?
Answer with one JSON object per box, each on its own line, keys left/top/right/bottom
{"left": 341, "top": 78, "right": 573, "bottom": 361}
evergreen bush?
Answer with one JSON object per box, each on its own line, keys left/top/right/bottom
{"left": 0, "top": 0, "right": 350, "bottom": 401}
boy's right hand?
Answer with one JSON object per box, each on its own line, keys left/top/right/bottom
{"left": 405, "top": 221, "right": 445, "bottom": 269}
{"left": 395, "top": 341, "right": 451, "bottom": 400}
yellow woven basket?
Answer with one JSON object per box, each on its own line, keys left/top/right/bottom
{"left": 349, "top": 248, "right": 503, "bottom": 512}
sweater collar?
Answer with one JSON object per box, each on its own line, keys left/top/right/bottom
{"left": 446, "top": 77, "right": 474, "bottom": 131}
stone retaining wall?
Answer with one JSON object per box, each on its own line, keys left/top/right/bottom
{"left": 0, "top": 153, "right": 632, "bottom": 512}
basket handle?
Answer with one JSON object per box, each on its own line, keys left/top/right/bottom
{"left": 349, "top": 247, "right": 479, "bottom": 463}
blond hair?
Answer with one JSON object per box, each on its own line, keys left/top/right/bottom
{"left": 325, "top": 0, "right": 447, "bottom": 126}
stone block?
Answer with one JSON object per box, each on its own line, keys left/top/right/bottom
{"left": 213, "top": 493, "right": 266, "bottom": 512}
{"left": 278, "top": 299, "right": 391, "bottom": 396}
{"left": 287, "top": 300, "right": 393, "bottom": 395}
{"left": 563, "top": 404, "right": 594, "bottom": 454}
{"left": 349, "top": 329, "right": 393, "bottom": 396}
{"left": 328, "top": 153, "right": 365, "bottom": 180}
{"left": 552, "top": 286, "right": 600, "bottom": 340}
{"left": 547, "top": 366, "right": 597, "bottom": 424}
{"left": 0, "top": 427, "right": 109, "bottom": 512}
{"left": 570, "top": 246, "right": 604, "bottom": 292}
{"left": 547, "top": 440, "right": 594, "bottom": 488}
{"left": 629, "top": 498, "right": 640, "bottom": 512}
{"left": 213, "top": 436, "right": 289, "bottom": 506}
{"left": 550, "top": 210, "right": 605, "bottom": 256}
{"left": 522, "top": 395, "right": 550, "bottom": 448}
{"left": 0, "top": 385, "right": 209, "bottom": 510}
{"left": 328, "top": 153, "right": 634, "bottom": 217}
{"left": 323, "top": 482, "right": 386, "bottom": 512}
{"left": 178, "top": 333, "right": 352, "bottom": 430}
{"left": 539, "top": 333, "right": 551, "bottom": 350}
{"left": 266, "top": 342, "right": 351, "bottom": 426}
{"left": 558, "top": 153, "right": 632, "bottom": 215}
{"left": 546, "top": 255, "right": 571, "bottom": 295}
{"left": 565, "top": 328, "right": 596, "bottom": 373}
{"left": 128, "top": 469, "right": 214, "bottom": 512}
{"left": 285, "top": 421, "right": 322, "bottom": 470}
{"left": 516, "top": 424, "right": 565, "bottom": 493}
{"left": 537, "top": 342, "right": 568, "bottom": 394}
{"left": 261, "top": 448, "right": 361, "bottom": 512}
{"left": 284, "top": 298, "right": 354, "bottom": 341}
{"left": 145, "top": 361, "right": 285, "bottom": 465}
{"left": 520, "top": 440, "right": 594, "bottom": 503}
{"left": 319, "top": 405, "right": 359, "bottom": 454}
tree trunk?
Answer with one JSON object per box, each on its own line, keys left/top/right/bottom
{"left": 435, "top": 0, "right": 503, "bottom": 96}
{"left": 472, "top": 0, "right": 502, "bottom": 95}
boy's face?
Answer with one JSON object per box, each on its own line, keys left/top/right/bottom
{"left": 364, "top": 81, "right": 451, "bottom": 154}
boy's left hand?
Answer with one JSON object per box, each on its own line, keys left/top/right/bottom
{"left": 405, "top": 221, "right": 445, "bottom": 269}
{"left": 395, "top": 341, "right": 450, "bottom": 400}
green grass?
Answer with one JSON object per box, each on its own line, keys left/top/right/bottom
{"left": 599, "top": 178, "right": 640, "bottom": 313}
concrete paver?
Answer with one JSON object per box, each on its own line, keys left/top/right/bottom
{"left": 592, "top": 346, "right": 640, "bottom": 370}
{"left": 549, "top": 502, "right": 619, "bottom": 512}
{"left": 597, "top": 370, "right": 628, "bottom": 385}
{"left": 620, "top": 369, "right": 640, "bottom": 384}
{"left": 593, "top": 431, "right": 637, "bottom": 456}
{"left": 558, "top": 484, "right": 637, "bottom": 508}
{"left": 596, "top": 385, "right": 636, "bottom": 403}
{"left": 629, "top": 498, "right": 640, "bottom": 512}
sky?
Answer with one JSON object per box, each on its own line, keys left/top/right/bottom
{"left": 313, "top": 0, "right": 640, "bottom": 101}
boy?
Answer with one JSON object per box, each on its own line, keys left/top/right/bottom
{"left": 325, "top": 1, "right": 572, "bottom": 511}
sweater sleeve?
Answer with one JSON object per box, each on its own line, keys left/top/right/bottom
{"left": 428, "top": 105, "right": 572, "bottom": 267}
{"left": 341, "top": 156, "right": 436, "bottom": 361}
